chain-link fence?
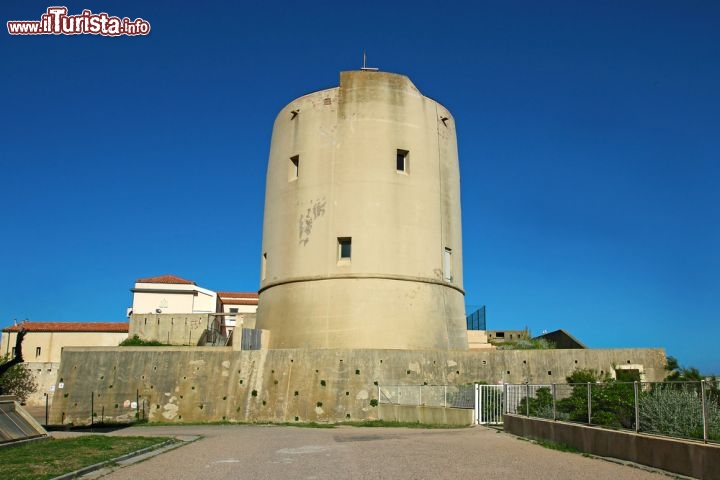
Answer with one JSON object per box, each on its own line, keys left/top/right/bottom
{"left": 504, "top": 379, "right": 720, "bottom": 444}
{"left": 378, "top": 384, "right": 475, "bottom": 409}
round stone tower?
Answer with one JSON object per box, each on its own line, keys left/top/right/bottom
{"left": 256, "top": 71, "right": 468, "bottom": 350}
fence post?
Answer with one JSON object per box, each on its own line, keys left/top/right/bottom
{"left": 473, "top": 384, "right": 478, "bottom": 424}
{"left": 503, "top": 383, "right": 508, "bottom": 414}
{"left": 526, "top": 383, "right": 530, "bottom": 417}
{"left": 44, "top": 393, "right": 49, "bottom": 426}
{"left": 552, "top": 384, "right": 556, "bottom": 421}
{"left": 634, "top": 381, "right": 640, "bottom": 433}
{"left": 701, "top": 380, "right": 708, "bottom": 444}
{"left": 587, "top": 383, "right": 592, "bottom": 425}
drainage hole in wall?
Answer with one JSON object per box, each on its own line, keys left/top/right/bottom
{"left": 345, "top": 391, "right": 349, "bottom": 396}
{"left": 294, "top": 391, "right": 299, "bottom": 396}
{"left": 295, "top": 416, "right": 299, "bottom": 421}
{"left": 406, "top": 370, "right": 411, "bottom": 375}
{"left": 223, "top": 396, "right": 227, "bottom": 400}
{"left": 274, "top": 380, "right": 279, "bottom": 385}
{"left": 262, "top": 400, "right": 266, "bottom": 406}
{"left": 346, "top": 413, "right": 351, "bottom": 419}
{"left": 320, "top": 380, "right": 326, "bottom": 386}
{"left": 316, "top": 402, "right": 323, "bottom": 407}
{"left": 355, "top": 369, "right": 360, "bottom": 375}
{"left": 251, "top": 390, "right": 258, "bottom": 397}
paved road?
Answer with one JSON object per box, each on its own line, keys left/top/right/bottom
{"left": 70, "top": 425, "right": 674, "bottom": 480}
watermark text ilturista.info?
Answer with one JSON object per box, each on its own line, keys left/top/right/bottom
{"left": 7, "top": 7, "right": 150, "bottom": 36}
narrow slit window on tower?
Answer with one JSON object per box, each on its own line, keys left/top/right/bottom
{"left": 396, "top": 149, "right": 409, "bottom": 173}
{"left": 443, "top": 247, "right": 452, "bottom": 281}
{"left": 338, "top": 237, "right": 352, "bottom": 261}
{"left": 289, "top": 155, "right": 299, "bottom": 181}
{"left": 261, "top": 252, "right": 267, "bottom": 280}
{"left": 36, "top": 347, "right": 41, "bottom": 357}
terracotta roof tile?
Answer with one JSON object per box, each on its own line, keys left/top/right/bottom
{"left": 136, "top": 275, "right": 195, "bottom": 285}
{"left": 217, "top": 292, "right": 258, "bottom": 298}
{"left": 221, "top": 299, "right": 259, "bottom": 306}
{"left": 2, "top": 322, "right": 129, "bottom": 333}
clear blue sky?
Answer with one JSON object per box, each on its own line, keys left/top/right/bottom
{"left": 2, "top": 1, "right": 718, "bottom": 374}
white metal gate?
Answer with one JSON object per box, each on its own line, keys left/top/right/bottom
{"left": 474, "top": 384, "right": 504, "bottom": 425}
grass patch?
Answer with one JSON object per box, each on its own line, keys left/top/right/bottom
{"left": 0, "top": 435, "right": 169, "bottom": 480}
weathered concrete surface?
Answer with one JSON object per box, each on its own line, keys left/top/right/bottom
{"left": 378, "top": 404, "right": 473, "bottom": 426}
{"left": 504, "top": 414, "right": 720, "bottom": 480}
{"left": 258, "top": 70, "right": 468, "bottom": 350}
{"left": 129, "top": 314, "right": 214, "bottom": 346}
{"left": 99, "top": 425, "right": 669, "bottom": 480}
{"left": 50, "top": 346, "right": 665, "bottom": 425}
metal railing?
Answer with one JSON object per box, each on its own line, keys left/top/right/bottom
{"left": 378, "top": 384, "right": 475, "bottom": 409}
{"left": 51, "top": 390, "right": 148, "bottom": 427}
{"left": 503, "top": 380, "right": 719, "bottom": 444}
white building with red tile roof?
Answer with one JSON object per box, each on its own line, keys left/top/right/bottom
{"left": 129, "top": 275, "right": 217, "bottom": 315}
{"left": 1, "top": 321, "right": 129, "bottom": 407}
{"left": 217, "top": 292, "right": 259, "bottom": 334}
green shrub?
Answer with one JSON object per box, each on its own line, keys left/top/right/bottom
{"left": 119, "top": 335, "right": 165, "bottom": 347}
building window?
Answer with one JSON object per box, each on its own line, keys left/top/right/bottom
{"left": 261, "top": 252, "right": 267, "bottom": 280}
{"left": 443, "top": 247, "right": 452, "bottom": 281}
{"left": 396, "top": 149, "right": 409, "bottom": 173}
{"left": 289, "top": 155, "right": 299, "bottom": 181}
{"left": 338, "top": 237, "right": 352, "bottom": 261}
{"left": 36, "top": 347, "right": 41, "bottom": 357}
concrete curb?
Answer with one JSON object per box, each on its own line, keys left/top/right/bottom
{"left": 51, "top": 437, "right": 192, "bottom": 480}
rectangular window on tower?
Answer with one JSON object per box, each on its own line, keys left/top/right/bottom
{"left": 289, "top": 155, "right": 300, "bottom": 181}
{"left": 36, "top": 347, "right": 41, "bottom": 357}
{"left": 396, "top": 149, "right": 409, "bottom": 173}
{"left": 338, "top": 237, "right": 352, "bottom": 261}
{"left": 261, "top": 252, "right": 267, "bottom": 280}
{"left": 443, "top": 247, "right": 452, "bottom": 281}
